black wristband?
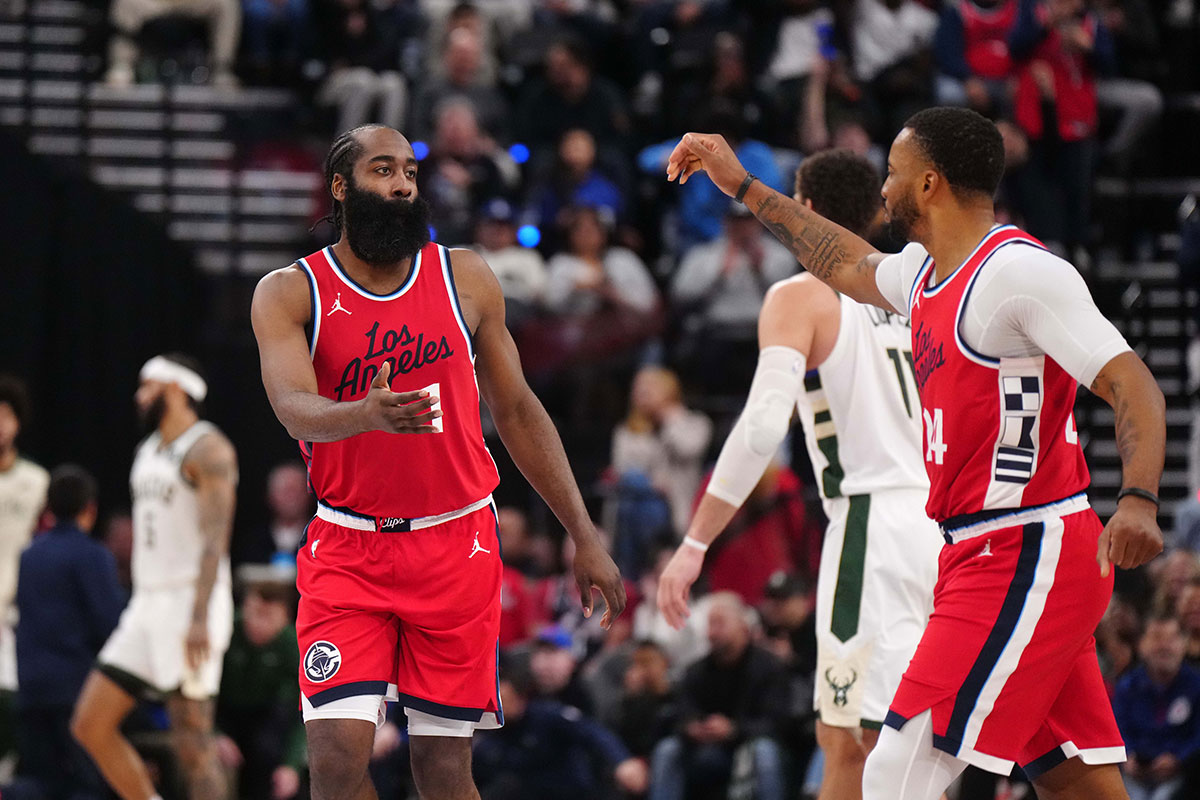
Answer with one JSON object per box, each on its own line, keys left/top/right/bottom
{"left": 735, "top": 172, "right": 758, "bottom": 204}
{"left": 1117, "top": 487, "right": 1160, "bottom": 509}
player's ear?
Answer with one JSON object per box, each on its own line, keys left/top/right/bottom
{"left": 331, "top": 173, "right": 347, "bottom": 203}
{"left": 922, "top": 170, "right": 939, "bottom": 200}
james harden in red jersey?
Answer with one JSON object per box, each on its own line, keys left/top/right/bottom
{"left": 251, "top": 125, "right": 626, "bottom": 800}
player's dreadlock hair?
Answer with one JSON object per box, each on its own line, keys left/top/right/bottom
{"left": 902, "top": 107, "right": 1005, "bottom": 200}
{"left": 795, "top": 150, "right": 880, "bottom": 238}
{"left": 321, "top": 125, "right": 387, "bottom": 230}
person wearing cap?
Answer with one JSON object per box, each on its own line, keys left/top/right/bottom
{"left": 72, "top": 353, "right": 238, "bottom": 800}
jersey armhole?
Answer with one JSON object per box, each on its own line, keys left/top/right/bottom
{"left": 440, "top": 246, "right": 476, "bottom": 360}
{"left": 295, "top": 259, "right": 319, "bottom": 358}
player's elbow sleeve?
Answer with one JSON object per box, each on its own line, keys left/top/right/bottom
{"left": 744, "top": 390, "right": 793, "bottom": 455}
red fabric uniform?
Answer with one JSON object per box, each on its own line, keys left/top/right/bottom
{"left": 889, "top": 225, "right": 1124, "bottom": 775}
{"left": 908, "top": 226, "right": 1089, "bottom": 524}
{"left": 294, "top": 242, "right": 503, "bottom": 723}
{"left": 299, "top": 242, "right": 498, "bottom": 518}
{"left": 961, "top": 0, "right": 1016, "bottom": 80}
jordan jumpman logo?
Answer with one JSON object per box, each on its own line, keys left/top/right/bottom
{"left": 327, "top": 292, "right": 351, "bottom": 317}
{"left": 469, "top": 532, "right": 491, "bottom": 559}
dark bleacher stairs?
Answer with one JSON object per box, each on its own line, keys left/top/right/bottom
{"left": 0, "top": 0, "right": 321, "bottom": 277}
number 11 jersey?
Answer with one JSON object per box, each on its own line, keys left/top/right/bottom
{"left": 795, "top": 295, "right": 930, "bottom": 512}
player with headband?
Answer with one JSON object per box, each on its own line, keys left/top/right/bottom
{"left": 73, "top": 352, "right": 237, "bottom": 800}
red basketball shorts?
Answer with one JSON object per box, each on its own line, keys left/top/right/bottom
{"left": 886, "top": 503, "right": 1126, "bottom": 777}
{"left": 296, "top": 501, "right": 503, "bottom": 726}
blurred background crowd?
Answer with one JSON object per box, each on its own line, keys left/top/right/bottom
{"left": 2, "top": 0, "right": 1200, "bottom": 796}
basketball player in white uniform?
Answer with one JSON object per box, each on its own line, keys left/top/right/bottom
{"left": 71, "top": 354, "right": 236, "bottom": 800}
{"left": 658, "top": 151, "right": 942, "bottom": 800}
{"left": 0, "top": 375, "right": 49, "bottom": 768}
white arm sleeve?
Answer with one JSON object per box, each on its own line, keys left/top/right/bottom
{"left": 873, "top": 243, "right": 929, "bottom": 315}
{"left": 962, "top": 247, "right": 1132, "bottom": 387}
{"left": 706, "top": 346, "right": 806, "bottom": 507}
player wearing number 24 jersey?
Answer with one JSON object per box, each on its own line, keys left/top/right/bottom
{"left": 666, "top": 108, "right": 1164, "bottom": 800}
{"left": 658, "top": 151, "right": 941, "bottom": 800}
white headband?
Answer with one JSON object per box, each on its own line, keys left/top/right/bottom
{"left": 139, "top": 356, "right": 208, "bottom": 402}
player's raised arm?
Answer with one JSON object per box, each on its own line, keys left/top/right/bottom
{"left": 250, "top": 266, "right": 439, "bottom": 441}
{"left": 666, "top": 133, "right": 893, "bottom": 310}
{"left": 456, "top": 248, "right": 626, "bottom": 628}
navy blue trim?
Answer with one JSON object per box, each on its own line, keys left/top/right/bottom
{"left": 940, "top": 493, "right": 1084, "bottom": 534}
{"left": 955, "top": 238, "right": 1049, "bottom": 366}
{"left": 307, "top": 680, "right": 390, "bottom": 707}
{"left": 884, "top": 710, "right": 910, "bottom": 730}
{"left": 326, "top": 246, "right": 419, "bottom": 300}
{"left": 299, "top": 260, "right": 316, "bottom": 352}
{"left": 1021, "top": 746, "right": 1068, "bottom": 780}
{"left": 488, "top": 501, "right": 505, "bottom": 726}
{"left": 941, "top": 522, "right": 1045, "bottom": 750}
{"left": 395, "top": 691, "right": 488, "bottom": 723}
{"left": 922, "top": 226, "right": 1010, "bottom": 297}
{"left": 299, "top": 514, "right": 317, "bottom": 550}
{"left": 441, "top": 246, "right": 475, "bottom": 359}
{"left": 908, "top": 256, "right": 932, "bottom": 311}
{"left": 319, "top": 500, "right": 374, "bottom": 522}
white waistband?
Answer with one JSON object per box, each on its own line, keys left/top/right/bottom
{"left": 315, "top": 495, "right": 493, "bottom": 532}
{"left": 940, "top": 493, "right": 1090, "bottom": 544}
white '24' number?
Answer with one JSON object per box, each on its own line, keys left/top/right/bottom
{"left": 923, "top": 407, "right": 947, "bottom": 464}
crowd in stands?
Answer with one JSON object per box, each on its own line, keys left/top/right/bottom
{"left": 3, "top": 0, "right": 1200, "bottom": 796}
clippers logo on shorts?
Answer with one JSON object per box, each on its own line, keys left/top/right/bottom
{"left": 304, "top": 641, "right": 343, "bottom": 683}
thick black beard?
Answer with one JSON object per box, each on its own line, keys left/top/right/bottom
{"left": 138, "top": 394, "right": 166, "bottom": 436}
{"left": 342, "top": 182, "right": 432, "bottom": 265}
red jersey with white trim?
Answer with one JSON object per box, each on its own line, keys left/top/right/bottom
{"left": 297, "top": 242, "right": 499, "bottom": 518}
{"left": 907, "top": 226, "right": 1090, "bottom": 522}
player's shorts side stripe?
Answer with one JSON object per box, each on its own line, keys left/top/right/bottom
{"left": 489, "top": 499, "right": 505, "bottom": 726}
{"left": 831, "top": 494, "right": 870, "bottom": 642}
{"left": 935, "top": 522, "right": 1044, "bottom": 754}
{"left": 306, "top": 679, "right": 391, "bottom": 707}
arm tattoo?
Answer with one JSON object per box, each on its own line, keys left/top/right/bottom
{"left": 187, "top": 436, "right": 238, "bottom": 621}
{"left": 753, "top": 194, "right": 849, "bottom": 281}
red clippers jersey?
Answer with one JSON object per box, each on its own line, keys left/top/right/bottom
{"left": 907, "top": 226, "right": 1090, "bottom": 523}
{"left": 960, "top": 0, "right": 1015, "bottom": 80}
{"left": 297, "top": 242, "right": 499, "bottom": 517}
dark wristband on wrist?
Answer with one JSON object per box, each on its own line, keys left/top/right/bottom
{"left": 1117, "top": 487, "right": 1159, "bottom": 509}
{"left": 735, "top": 172, "right": 758, "bottom": 204}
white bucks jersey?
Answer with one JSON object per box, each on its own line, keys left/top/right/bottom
{"left": 130, "top": 421, "right": 231, "bottom": 591}
{"left": 795, "top": 297, "right": 929, "bottom": 512}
